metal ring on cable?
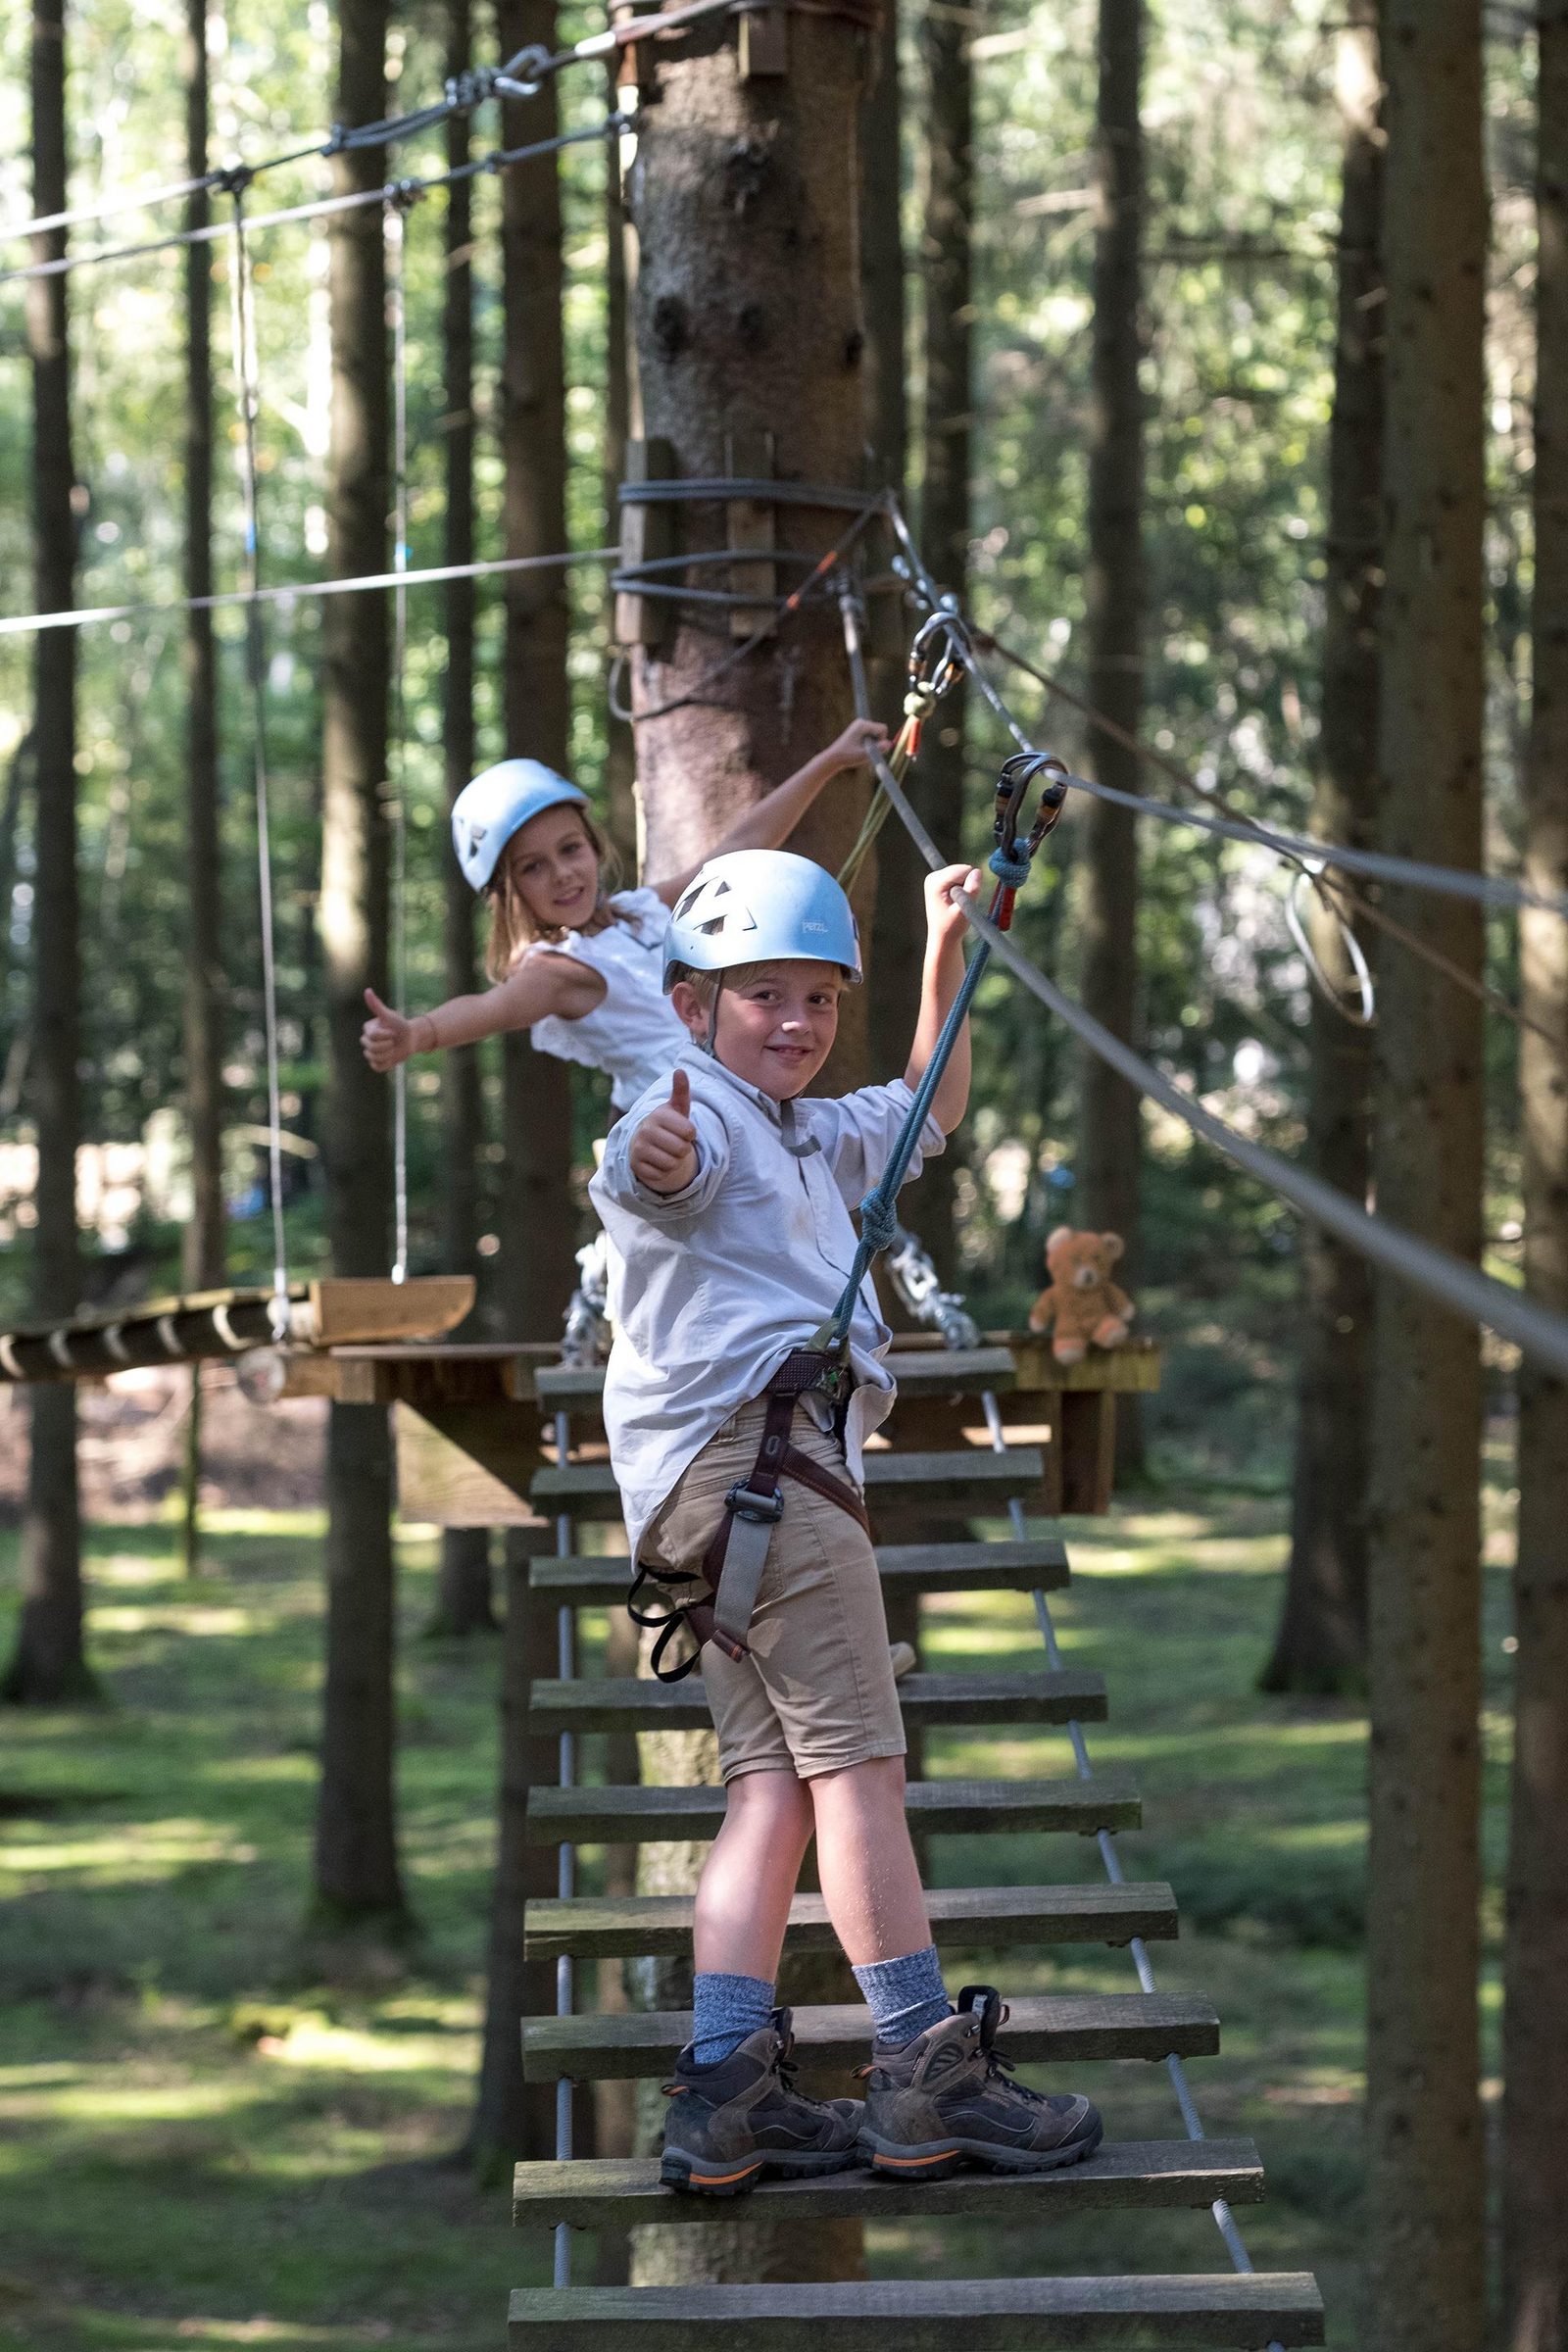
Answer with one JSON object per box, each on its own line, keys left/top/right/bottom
{"left": 1285, "top": 864, "right": 1376, "bottom": 1029}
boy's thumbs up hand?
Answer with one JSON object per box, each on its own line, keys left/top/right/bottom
{"left": 630, "top": 1066, "right": 700, "bottom": 1196}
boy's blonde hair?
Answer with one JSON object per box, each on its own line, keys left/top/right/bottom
{"left": 485, "top": 809, "right": 624, "bottom": 979}
{"left": 666, "top": 959, "right": 847, "bottom": 1031}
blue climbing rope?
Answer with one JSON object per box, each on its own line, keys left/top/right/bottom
{"left": 816, "top": 751, "right": 1068, "bottom": 1360}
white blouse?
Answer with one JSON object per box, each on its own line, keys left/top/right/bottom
{"left": 528, "top": 886, "right": 689, "bottom": 1111}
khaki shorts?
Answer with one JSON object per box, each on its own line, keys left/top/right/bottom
{"left": 641, "top": 1398, "right": 906, "bottom": 1784}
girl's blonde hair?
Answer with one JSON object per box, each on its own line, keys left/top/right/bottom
{"left": 484, "top": 808, "right": 625, "bottom": 980}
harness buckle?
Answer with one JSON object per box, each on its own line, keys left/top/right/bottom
{"left": 725, "top": 1481, "right": 786, "bottom": 1527}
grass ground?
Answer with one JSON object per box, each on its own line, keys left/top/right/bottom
{"left": 0, "top": 1476, "right": 1517, "bottom": 2352}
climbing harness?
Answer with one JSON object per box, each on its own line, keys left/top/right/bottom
{"left": 626, "top": 1347, "right": 870, "bottom": 1683}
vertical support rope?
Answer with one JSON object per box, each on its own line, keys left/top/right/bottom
{"left": 975, "top": 1389, "right": 1282, "bottom": 2350}
{"left": 225, "top": 183, "right": 290, "bottom": 1340}
{"left": 386, "top": 192, "right": 413, "bottom": 1283}
{"left": 552, "top": 1406, "right": 576, "bottom": 2289}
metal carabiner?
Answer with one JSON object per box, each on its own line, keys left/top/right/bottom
{"left": 995, "top": 750, "right": 1070, "bottom": 864}
{"left": 907, "top": 606, "right": 968, "bottom": 705}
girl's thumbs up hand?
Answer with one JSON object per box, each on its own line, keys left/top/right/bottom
{"left": 630, "top": 1067, "right": 700, "bottom": 1196}
{"left": 362, "top": 987, "right": 416, "bottom": 1072}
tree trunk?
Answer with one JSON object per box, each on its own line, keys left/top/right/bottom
{"left": 495, "top": 0, "right": 576, "bottom": 1347}
{"left": 1364, "top": 6, "right": 1486, "bottom": 2347}
{"left": 182, "top": 0, "right": 224, "bottom": 1299}
{"left": 427, "top": 0, "right": 496, "bottom": 1642}
{"left": 900, "top": 0, "right": 967, "bottom": 1278}
{"left": 1263, "top": 1, "right": 1382, "bottom": 1696}
{"left": 177, "top": 0, "right": 224, "bottom": 1586}
{"left": 604, "top": 89, "right": 640, "bottom": 870}
{"left": 4, "top": 0, "right": 89, "bottom": 1708}
{"left": 1077, "top": 0, "right": 1145, "bottom": 1476}
{"left": 1502, "top": 8, "right": 1568, "bottom": 2341}
{"left": 624, "top": 14, "right": 871, "bottom": 2287}
{"left": 312, "top": 0, "right": 406, "bottom": 1931}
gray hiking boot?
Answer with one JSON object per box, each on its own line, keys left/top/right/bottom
{"left": 857, "top": 1983, "right": 1103, "bottom": 2179}
{"left": 660, "top": 2008, "right": 863, "bottom": 2195}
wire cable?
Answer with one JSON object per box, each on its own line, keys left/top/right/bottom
{"left": 225, "top": 187, "right": 290, "bottom": 1342}
{"left": 0, "top": 116, "right": 628, "bottom": 290}
{"left": 858, "top": 727, "right": 1568, "bottom": 1380}
{"left": 0, "top": 543, "right": 620, "bottom": 641}
{"left": 0, "top": 0, "right": 737, "bottom": 253}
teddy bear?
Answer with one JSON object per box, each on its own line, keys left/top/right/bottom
{"left": 1027, "top": 1227, "right": 1135, "bottom": 1365}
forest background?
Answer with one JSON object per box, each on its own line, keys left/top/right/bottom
{"left": 0, "top": 3, "right": 1550, "bottom": 2349}
{"left": 0, "top": 0, "right": 1535, "bottom": 1485}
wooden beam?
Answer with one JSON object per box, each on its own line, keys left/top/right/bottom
{"left": 738, "top": 3, "right": 788, "bottom": 77}
{"left": 394, "top": 1400, "right": 546, "bottom": 1529}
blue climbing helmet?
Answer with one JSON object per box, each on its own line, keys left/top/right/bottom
{"left": 451, "top": 759, "right": 589, "bottom": 893}
{"left": 662, "top": 850, "right": 862, "bottom": 993}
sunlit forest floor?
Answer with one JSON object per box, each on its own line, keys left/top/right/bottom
{"left": 0, "top": 1466, "right": 1518, "bottom": 2352}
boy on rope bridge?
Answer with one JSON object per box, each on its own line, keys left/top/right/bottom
{"left": 358, "top": 717, "right": 889, "bottom": 1112}
{"left": 589, "top": 847, "right": 1104, "bottom": 2194}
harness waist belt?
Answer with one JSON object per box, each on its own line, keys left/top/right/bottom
{"left": 628, "top": 1348, "right": 868, "bottom": 1683}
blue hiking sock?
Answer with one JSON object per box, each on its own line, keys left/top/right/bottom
{"left": 853, "top": 1942, "right": 953, "bottom": 2049}
{"left": 691, "top": 1971, "right": 777, "bottom": 2067}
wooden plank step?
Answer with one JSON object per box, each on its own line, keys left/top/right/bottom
{"left": 530, "top": 1446, "right": 1045, "bottom": 1523}
{"left": 526, "top": 1774, "right": 1140, "bottom": 1845}
{"left": 508, "top": 2272, "right": 1326, "bottom": 2347}
{"left": 528, "top": 1667, "right": 1106, "bottom": 1734}
{"left": 529, "top": 1535, "right": 1070, "bottom": 1607}
{"left": 524, "top": 1880, "right": 1176, "bottom": 1962}
{"left": 521, "top": 1992, "right": 1220, "bottom": 2079}
{"left": 533, "top": 1346, "right": 1021, "bottom": 1412}
{"left": 514, "top": 2135, "right": 1265, "bottom": 2229}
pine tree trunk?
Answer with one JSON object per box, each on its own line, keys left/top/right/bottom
{"left": 4, "top": 0, "right": 89, "bottom": 1708}
{"left": 624, "top": 14, "right": 871, "bottom": 2287}
{"left": 429, "top": 0, "right": 496, "bottom": 1642}
{"left": 496, "top": 0, "right": 576, "bottom": 1344}
{"left": 182, "top": 0, "right": 224, "bottom": 1300}
{"left": 903, "top": 0, "right": 966, "bottom": 1278}
{"left": 1501, "top": 8, "right": 1568, "bottom": 2340}
{"left": 1263, "top": 1, "right": 1381, "bottom": 1696}
{"left": 313, "top": 0, "right": 406, "bottom": 1931}
{"left": 1364, "top": 6, "right": 1487, "bottom": 2345}
{"left": 1077, "top": 0, "right": 1145, "bottom": 1475}
{"left": 604, "top": 93, "right": 639, "bottom": 870}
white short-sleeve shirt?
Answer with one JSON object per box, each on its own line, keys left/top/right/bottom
{"left": 528, "top": 886, "right": 688, "bottom": 1111}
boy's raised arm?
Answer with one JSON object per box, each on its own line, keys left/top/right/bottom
{"left": 904, "top": 863, "right": 984, "bottom": 1136}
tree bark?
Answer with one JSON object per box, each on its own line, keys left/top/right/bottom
{"left": 899, "top": 0, "right": 968, "bottom": 1276}
{"left": 182, "top": 0, "right": 224, "bottom": 1300}
{"left": 494, "top": 0, "right": 576, "bottom": 1345}
{"left": 312, "top": 0, "right": 406, "bottom": 1930}
{"left": 1364, "top": 6, "right": 1486, "bottom": 2347}
{"left": 604, "top": 89, "right": 640, "bottom": 870}
{"left": 624, "top": 15, "right": 871, "bottom": 2286}
{"left": 1263, "top": 0, "right": 1382, "bottom": 1697}
{"left": 1502, "top": 7, "right": 1568, "bottom": 2341}
{"left": 4, "top": 0, "right": 90, "bottom": 1708}
{"left": 428, "top": 0, "right": 496, "bottom": 1642}
{"left": 1077, "top": 0, "right": 1145, "bottom": 1474}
